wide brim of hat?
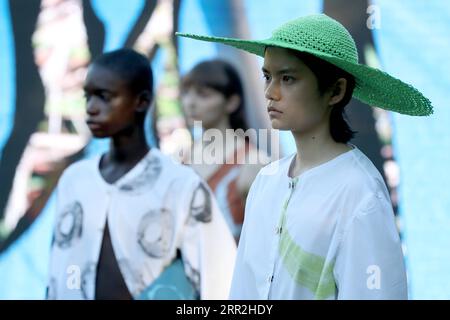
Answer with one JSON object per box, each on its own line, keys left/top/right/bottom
{"left": 176, "top": 32, "right": 433, "bottom": 116}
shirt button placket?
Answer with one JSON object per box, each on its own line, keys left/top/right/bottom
{"left": 267, "top": 222, "right": 279, "bottom": 298}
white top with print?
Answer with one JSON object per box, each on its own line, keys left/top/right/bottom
{"left": 48, "top": 148, "right": 236, "bottom": 299}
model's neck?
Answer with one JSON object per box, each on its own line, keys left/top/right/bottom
{"left": 108, "top": 127, "right": 149, "bottom": 164}
{"left": 290, "top": 124, "right": 350, "bottom": 177}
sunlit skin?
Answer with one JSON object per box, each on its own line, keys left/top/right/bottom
{"left": 83, "top": 64, "right": 151, "bottom": 184}
{"left": 262, "top": 46, "right": 351, "bottom": 177}
{"left": 84, "top": 65, "right": 145, "bottom": 139}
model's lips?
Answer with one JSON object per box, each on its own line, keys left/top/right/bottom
{"left": 190, "top": 114, "right": 201, "bottom": 121}
{"left": 86, "top": 120, "right": 103, "bottom": 130}
{"left": 268, "top": 106, "right": 282, "bottom": 113}
{"left": 268, "top": 106, "right": 283, "bottom": 118}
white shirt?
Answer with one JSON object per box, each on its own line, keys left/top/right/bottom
{"left": 230, "top": 146, "right": 407, "bottom": 300}
{"left": 48, "top": 148, "right": 236, "bottom": 299}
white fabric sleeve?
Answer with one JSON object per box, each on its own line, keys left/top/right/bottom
{"left": 333, "top": 193, "right": 408, "bottom": 300}
{"left": 179, "top": 178, "right": 237, "bottom": 300}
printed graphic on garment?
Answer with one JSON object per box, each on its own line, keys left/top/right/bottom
{"left": 54, "top": 201, "right": 83, "bottom": 249}
{"left": 137, "top": 207, "right": 174, "bottom": 258}
{"left": 184, "top": 258, "right": 201, "bottom": 297}
{"left": 119, "top": 155, "right": 162, "bottom": 195}
{"left": 279, "top": 227, "right": 336, "bottom": 299}
{"left": 81, "top": 262, "right": 96, "bottom": 300}
{"left": 189, "top": 183, "right": 212, "bottom": 223}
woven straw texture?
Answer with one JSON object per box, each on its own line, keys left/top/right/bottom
{"left": 177, "top": 14, "right": 433, "bottom": 116}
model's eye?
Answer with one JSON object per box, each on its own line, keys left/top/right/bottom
{"left": 282, "top": 75, "right": 294, "bottom": 84}
{"left": 262, "top": 73, "right": 271, "bottom": 82}
{"left": 98, "top": 91, "right": 111, "bottom": 102}
{"left": 197, "top": 88, "right": 212, "bottom": 98}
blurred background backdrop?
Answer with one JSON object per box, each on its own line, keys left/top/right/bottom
{"left": 0, "top": 0, "right": 449, "bottom": 299}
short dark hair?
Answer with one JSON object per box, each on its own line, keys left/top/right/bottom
{"left": 293, "top": 51, "right": 356, "bottom": 143}
{"left": 181, "top": 59, "right": 248, "bottom": 132}
{"left": 92, "top": 48, "right": 153, "bottom": 98}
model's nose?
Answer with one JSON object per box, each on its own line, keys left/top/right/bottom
{"left": 86, "top": 97, "right": 100, "bottom": 116}
{"left": 264, "top": 80, "right": 281, "bottom": 102}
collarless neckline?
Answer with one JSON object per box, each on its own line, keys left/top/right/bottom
{"left": 286, "top": 144, "right": 357, "bottom": 181}
{"left": 95, "top": 148, "right": 156, "bottom": 188}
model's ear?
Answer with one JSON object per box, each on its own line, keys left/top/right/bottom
{"left": 329, "top": 78, "right": 347, "bottom": 107}
{"left": 225, "top": 94, "right": 241, "bottom": 114}
{"left": 136, "top": 90, "right": 152, "bottom": 113}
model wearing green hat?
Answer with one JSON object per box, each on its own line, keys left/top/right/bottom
{"left": 177, "top": 14, "right": 418, "bottom": 299}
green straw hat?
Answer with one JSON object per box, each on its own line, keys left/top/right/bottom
{"left": 176, "top": 14, "right": 433, "bottom": 116}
